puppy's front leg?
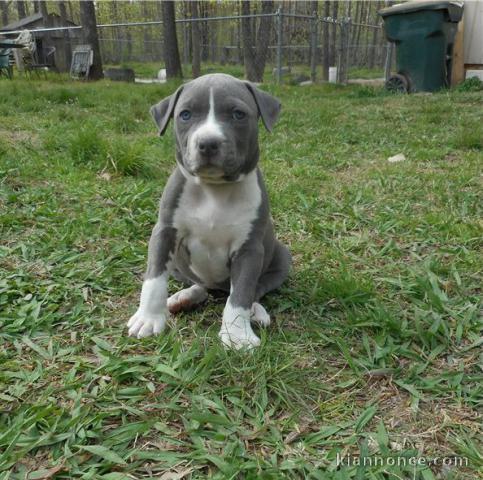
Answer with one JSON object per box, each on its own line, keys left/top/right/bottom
{"left": 128, "top": 223, "right": 175, "bottom": 338}
{"left": 219, "top": 246, "right": 263, "bottom": 350}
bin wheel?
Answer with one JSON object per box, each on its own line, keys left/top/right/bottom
{"left": 386, "top": 74, "right": 409, "bottom": 93}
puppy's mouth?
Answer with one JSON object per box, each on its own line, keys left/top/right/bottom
{"left": 178, "top": 152, "right": 242, "bottom": 184}
{"left": 197, "top": 173, "right": 233, "bottom": 185}
{"left": 195, "top": 165, "right": 224, "bottom": 179}
{"left": 192, "top": 165, "right": 240, "bottom": 184}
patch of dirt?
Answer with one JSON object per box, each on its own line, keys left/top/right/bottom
{"left": 348, "top": 78, "right": 385, "bottom": 86}
{"left": 0, "top": 128, "right": 40, "bottom": 148}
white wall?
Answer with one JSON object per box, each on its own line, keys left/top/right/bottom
{"left": 464, "top": 0, "right": 483, "bottom": 65}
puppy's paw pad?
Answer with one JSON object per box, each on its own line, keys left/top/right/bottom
{"left": 167, "top": 286, "right": 207, "bottom": 314}
{"left": 127, "top": 310, "right": 167, "bottom": 338}
{"left": 250, "top": 302, "right": 271, "bottom": 327}
{"left": 167, "top": 291, "right": 192, "bottom": 314}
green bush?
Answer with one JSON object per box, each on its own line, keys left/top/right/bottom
{"left": 455, "top": 76, "right": 483, "bottom": 92}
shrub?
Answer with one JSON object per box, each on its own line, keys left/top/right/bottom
{"left": 455, "top": 76, "right": 483, "bottom": 92}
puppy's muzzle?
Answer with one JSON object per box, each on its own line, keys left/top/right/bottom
{"left": 190, "top": 134, "right": 227, "bottom": 177}
{"left": 198, "top": 136, "right": 220, "bottom": 158}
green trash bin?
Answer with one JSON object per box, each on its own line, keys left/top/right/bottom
{"left": 379, "top": 1, "right": 464, "bottom": 93}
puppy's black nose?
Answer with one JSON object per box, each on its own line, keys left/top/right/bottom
{"left": 198, "top": 138, "right": 220, "bottom": 156}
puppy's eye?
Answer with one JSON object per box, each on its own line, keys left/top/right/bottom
{"left": 232, "top": 109, "right": 246, "bottom": 120}
{"left": 179, "top": 110, "right": 192, "bottom": 121}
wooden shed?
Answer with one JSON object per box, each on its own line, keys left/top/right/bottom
{"left": 0, "top": 12, "right": 81, "bottom": 72}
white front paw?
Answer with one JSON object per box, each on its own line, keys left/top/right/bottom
{"left": 127, "top": 309, "right": 167, "bottom": 338}
{"left": 219, "top": 303, "right": 260, "bottom": 350}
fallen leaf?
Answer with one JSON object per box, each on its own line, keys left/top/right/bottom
{"left": 158, "top": 468, "right": 194, "bottom": 480}
{"left": 27, "top": 463, "right": 66, "bottom": 480}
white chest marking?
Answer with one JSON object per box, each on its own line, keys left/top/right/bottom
{"left": 173, "top": 170, "right": 261, "bottom": 287}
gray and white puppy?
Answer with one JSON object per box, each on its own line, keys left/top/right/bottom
{"left": 127, "top": 73, "right": 291, "bottom": 349}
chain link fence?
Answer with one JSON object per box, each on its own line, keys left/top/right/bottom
{"left": 97, "top": 8, "right": 390, "bottom": 85}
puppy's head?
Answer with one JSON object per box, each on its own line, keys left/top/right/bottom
{"left": 150, "top": 73, "right": 281, "bottom": 184}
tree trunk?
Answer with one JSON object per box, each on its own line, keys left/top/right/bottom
{"left": 0, "top": 1, "right": 8, "bottom": 26}
{"left": 17, "top": 1, "right": 27, "bottom": 19}
{"left": 110, "top": 1, "right": 120, "bottom": 63}
{"left": 79, "top": 0, "right": 103, "bottom": 80}
{"left": 191, "top": 1, "right": 201, "bottom": 78}
{"left": 38, "top": 1, "right": 51, "bottom": 64}
{"left": 290, "top": 1, "right": 297, "bottom": 66}
{"left": 355, "top": 2, "right": 365, "bottom": 43}
{"left": 364, "top": 2, "right": 372, "bottom": 63}
{"left": 187, "top": 1, "right": 192, "bottom": 63}
{"left": 350, "top": 1, "right": 360, "bottom": 64}
{"left": 309, "top": 0, "right": 318, "bottom": 65}
{"left": 236, "top": 2, "right": 242, "bottom": 64}
{"left": 322, "top": 0, "right": 330, "bottom": 80}
{"left": 241, "top": 1, "right": 256, "bottom": 80}
{"left": 253, "top": 0, "right": 273, "bottom": 80}
{"left": 200, "top": 1, "right": 209, "bottom": 62}
{"left": 141, "top": 1, "right": 152, "bottom": 62}
{"left": 240, "top": 0, "right": 273, "bottom": 82}
{"left": 126, "top": 30, "right": 132, "bottom": 61}
{"left": 122, "top": 3, "right": 131, "bottom": 62}
{"left": 330, "top": 1, "right": 338, "bottom": 66}
{"left": 369, "top": 19, "right": 379, "bottom": 69}
{"left": 68, "top": 1, "right": 74, "bottom": 24}
{"left": 39, "top": 0, "right": 48, "bottom": 18}
{"left": 33, "top": 1, "right": 40, "bottom": 14}
{"left": 181, "top": 1, "right": 190, "bottom": 64}
{"left": 210, "top": 9, "right": 218, "bottom": 63}
{"left": 156, "top": 1, "right": 164, "bottom": 61}
{"left": 162, "top": 0, "right": 183, "bottom": 79}
{"left": 351, "top": 1, "right": 361, "bottom": 43}
{"left": 59, "top": 1, "right": 72, "bottom": 71}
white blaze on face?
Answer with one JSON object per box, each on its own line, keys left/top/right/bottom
{"left": 188, "top": 88, "right": 225, "bottom": 164}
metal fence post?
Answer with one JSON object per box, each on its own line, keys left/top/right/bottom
{"left": 276, "top": 7, "right": 283, "bottom": 84}
{"left": 310, "top": 11, "right": 318, "bottom": 82}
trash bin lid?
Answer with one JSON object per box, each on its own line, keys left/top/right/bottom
{"left": 379, "top": 1, "right": 463, "bottom": 22}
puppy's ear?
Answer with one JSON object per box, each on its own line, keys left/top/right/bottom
{"left": 150, "top": 85, "right": 184, "bottom": 136}
{"left": 244, "top": 82, "right": 281, "bottom": 132}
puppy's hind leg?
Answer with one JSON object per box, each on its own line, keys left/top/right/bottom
{"left": 255, "top": 241, "right": 292, "bottom": 301}
{"left": 168, "top": 284, "right": 208, "bottom": 314}
{"left": 249, "top": 242, "right": 291, "bottom": 329}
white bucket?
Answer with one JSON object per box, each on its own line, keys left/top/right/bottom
{"left": 329, "top": 66, "right": 337, "bottom": 83}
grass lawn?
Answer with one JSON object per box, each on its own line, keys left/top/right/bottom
{"left": 0, "top": 76, "right": 482, "bottom": 479}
